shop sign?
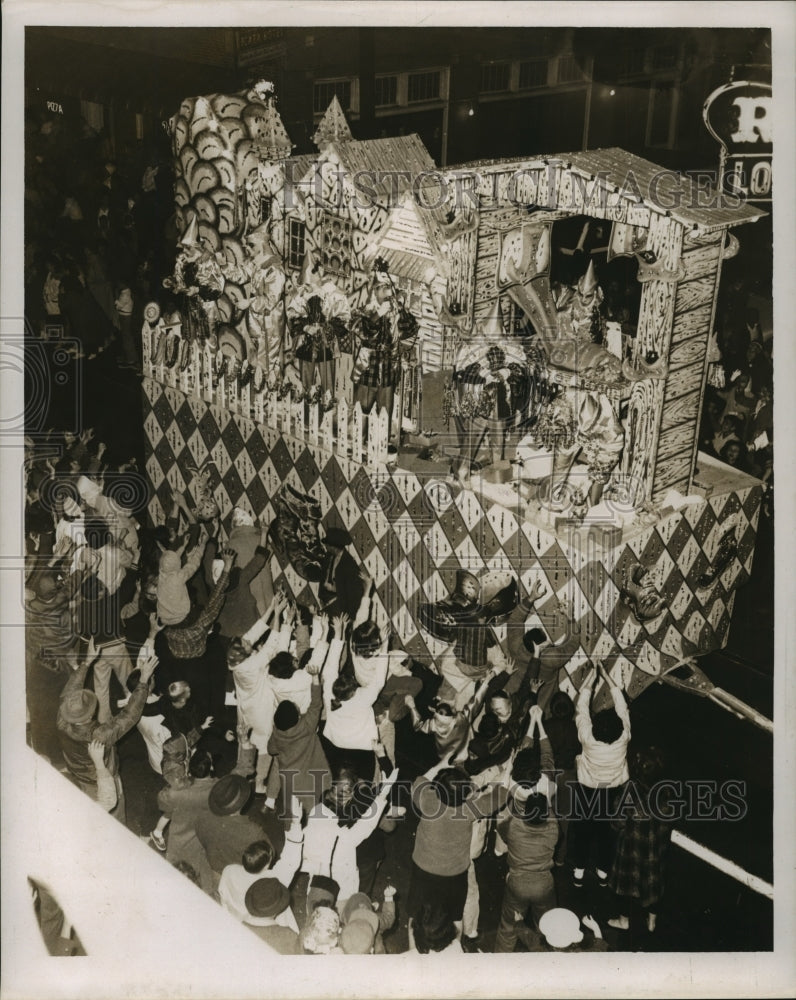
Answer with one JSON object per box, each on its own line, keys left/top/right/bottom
{"left": 703, "top": 79, "right": 772, "bottom": 203}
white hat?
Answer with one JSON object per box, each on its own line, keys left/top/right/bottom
{"left": 180, "top": 214, "right": 201, "bottom": 248}
{"left": 538, "top": 908, "right": 584, "bottom": 949}
{"left": 480, "top": 299, "right": 504, "bottom": 340}
{"left": 231, "top": 506, "right": 255, "bottom": 527}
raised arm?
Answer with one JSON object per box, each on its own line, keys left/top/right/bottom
{"left": 347, "top": 769, "right": 400, "bottom": 847}
{"left": 87, "top": 739, "right": 118, "bottom": 811}
{"left": 597, "top": 661, "right": 630, "bottom": 730}
{"left": 181, "top": 525, "right": 209, "bottom": 582}
{"left": 321, "top": 615, "right": 348, "bottom": 703}
{"left": 352, "top": 568, "right": 373, "bottom": 629}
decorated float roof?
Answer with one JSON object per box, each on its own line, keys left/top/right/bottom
{"left": 455, "top": 147, "right": 766, "bottom": 232}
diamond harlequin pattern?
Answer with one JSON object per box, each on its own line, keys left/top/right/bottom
{"left": 142, "top": 383, "right": 760, "bottom": 695}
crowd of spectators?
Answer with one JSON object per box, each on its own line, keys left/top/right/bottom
{"left": 24, "top": 417, "right": 676, "bottom": 953}
{"left": 24, "top": 105, "right": 176, "bottom": 370}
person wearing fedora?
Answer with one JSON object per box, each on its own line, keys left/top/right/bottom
{"left": 317, "top": 526, "right": 364, "bottom": 620}
{"left": 219, "top": 794, "right": 304, "bottom": 927}
{"left": 243, "top": 879, "right": 302, "bottom": 954}
{"left": 193, "top": 773, "right": 285, "bottom": 878}
{"left": 56, "top": 646, "right": 159, "bottom": 823}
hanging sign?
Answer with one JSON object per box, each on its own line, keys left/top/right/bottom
{"left": 703, "top": 79, "right": 772, "bottom": 204}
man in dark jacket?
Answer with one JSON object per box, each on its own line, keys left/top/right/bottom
{"left": 56, "top": 645, "right": 158, "bottom": 823}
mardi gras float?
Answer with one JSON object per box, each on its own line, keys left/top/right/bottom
{"left": 141, "top": 81, "right": 766, "bottom": 704}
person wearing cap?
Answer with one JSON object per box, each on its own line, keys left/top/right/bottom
{"left": 519, "top": 908, "right": 608, "bottom": 952}
{"left": 338, "top": 887, "right": 397, "bottom": 955}
{"left": 56, "top": 646, "right": 158, "bottom": 822}
{"left": 243, "top": 879, "right": 301, "bottom": 954}
{"left": 218, "top": 794, "right": 304, "bottom": 926}
{"left": 193, "top": 773, "right": 285, "bottom": 877}
{"left": 493, "top": 705, "right": 560, "bottom": 952}
{"left": 571, "top": 661, "right": 631, "bottom": 890}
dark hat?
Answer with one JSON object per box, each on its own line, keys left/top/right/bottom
{"left": 60, "top": 689, "right": 99, "bottom": 725}
{"left": 208, "top": 774, "right": 252, "bottom": 816}
{"left": 307, "top": 874, "right": 339, "bottom": 909}
{"left": 523, "top": 626, "right": 548, "bottom": 653}
{"left": 244, "top": 878, "right": 290, "bottom": 919}
{"left": 323, "top": 526, "right": 352, "bottom": 549}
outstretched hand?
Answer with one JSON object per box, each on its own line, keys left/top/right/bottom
{"left": 87, "top": 739, "right": 106, "bottom": 766}
{"left": 332, "top": 612, "right": 349, "bottom": 640}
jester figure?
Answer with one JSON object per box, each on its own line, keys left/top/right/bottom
{"left": 446, "top": 300, "right": 534, "bottom": 487}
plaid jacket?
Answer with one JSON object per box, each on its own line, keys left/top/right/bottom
{"left": 163, "top": 568, "right": 230, "bottom": 659}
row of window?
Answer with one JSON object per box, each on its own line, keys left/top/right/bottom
{"left": 313, "top": 42, "right": 681, "bottom": 114}
{"left": 313, "top": 68, "right": 446, "bottom": 115}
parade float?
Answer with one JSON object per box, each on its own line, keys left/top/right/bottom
{"left": 141, "top": 81, "right": 765, "bottom": 702}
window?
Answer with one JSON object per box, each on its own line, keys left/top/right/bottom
{"left": 375, "top": 75, "right": 398, "bottom": 107}
{"left": 408, "top": 70, "right": 441, "bottom": 103}
{"left": 319, "top": 211, "right": 354, "bottom": 285}
{"left": 313, "top": 79, "right": 352, "bottom": 114}
{"left": 481, "top": 62, "right": 510, "bottom": 93}
{"left": 556, "top": 54, "right": 584, "bottom": 84}
{"left": 286, "top": 218, "right": 306, "bottom": 270}
{"left": 518, "top": 58, "right": 548, "bottom": 90}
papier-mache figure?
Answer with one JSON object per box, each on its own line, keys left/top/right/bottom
{"left": 445, "top": 300, "right": 534, "bottom": 487}
{"left": 163, "top": 216, "right": 227, "bottom": 342}
{"left": 221, "top": 222, "right": 287, "bottom": 380}
{"left": 285, "top": 249, "right": 351, "bottom": 404}
{"left": 350, "top": 258, "right": 419, "bottom": 428}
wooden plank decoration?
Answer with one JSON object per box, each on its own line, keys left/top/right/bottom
{"left": 660, "top": 387, "right": 702, "bottom": 430}
{"left": 674, "top": 275, "right": 716, "bottom": 315}
{"left": 621, "top": 213, "right": 682, "bottom": 503}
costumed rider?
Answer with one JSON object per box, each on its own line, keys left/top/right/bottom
{"left": 220, "top": 222, "right": 287, "bottom": 381}
{"left": 446, "top": 299, "right": 532, "bottom": 487}
{"left": 419, "top": 569, "right": 519, "bottom": 710}
{"left": 285, "top": 249, "right": 351, "bottom": 404}
{"left": 554, "top": 259, "right": 604, "bottom": 346}
{"left": 350, "top": 257, "right": 419, "bottom": 437}
{"left": 163, "top": 215, "right": 226, "bottom": 343}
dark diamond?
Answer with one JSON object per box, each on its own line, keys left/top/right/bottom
{"left": 198, "top": 410, "right": 222, "bottom": 450}
{"left": 221, "top": 418, "right": 245, "bottom": 461}
{"left": 175, "top": 400, "right": 197, "bottom": 441}
{"left": 295, "top": 448, "right": 321, "bottom": 491}
{"left": 244, "top": 476, "right": 268, "bottom": 515}
{"left": 152, "top": 392, "right": 174, "bottom": 432}
{"left": 222, "top": 465, "right": 244, "bottom": 504}
{"left": 245, "top": 428, "right": 269, "bottom": 470}
{"left": 269, "top": 436, "right": 293, "bottom": 480}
